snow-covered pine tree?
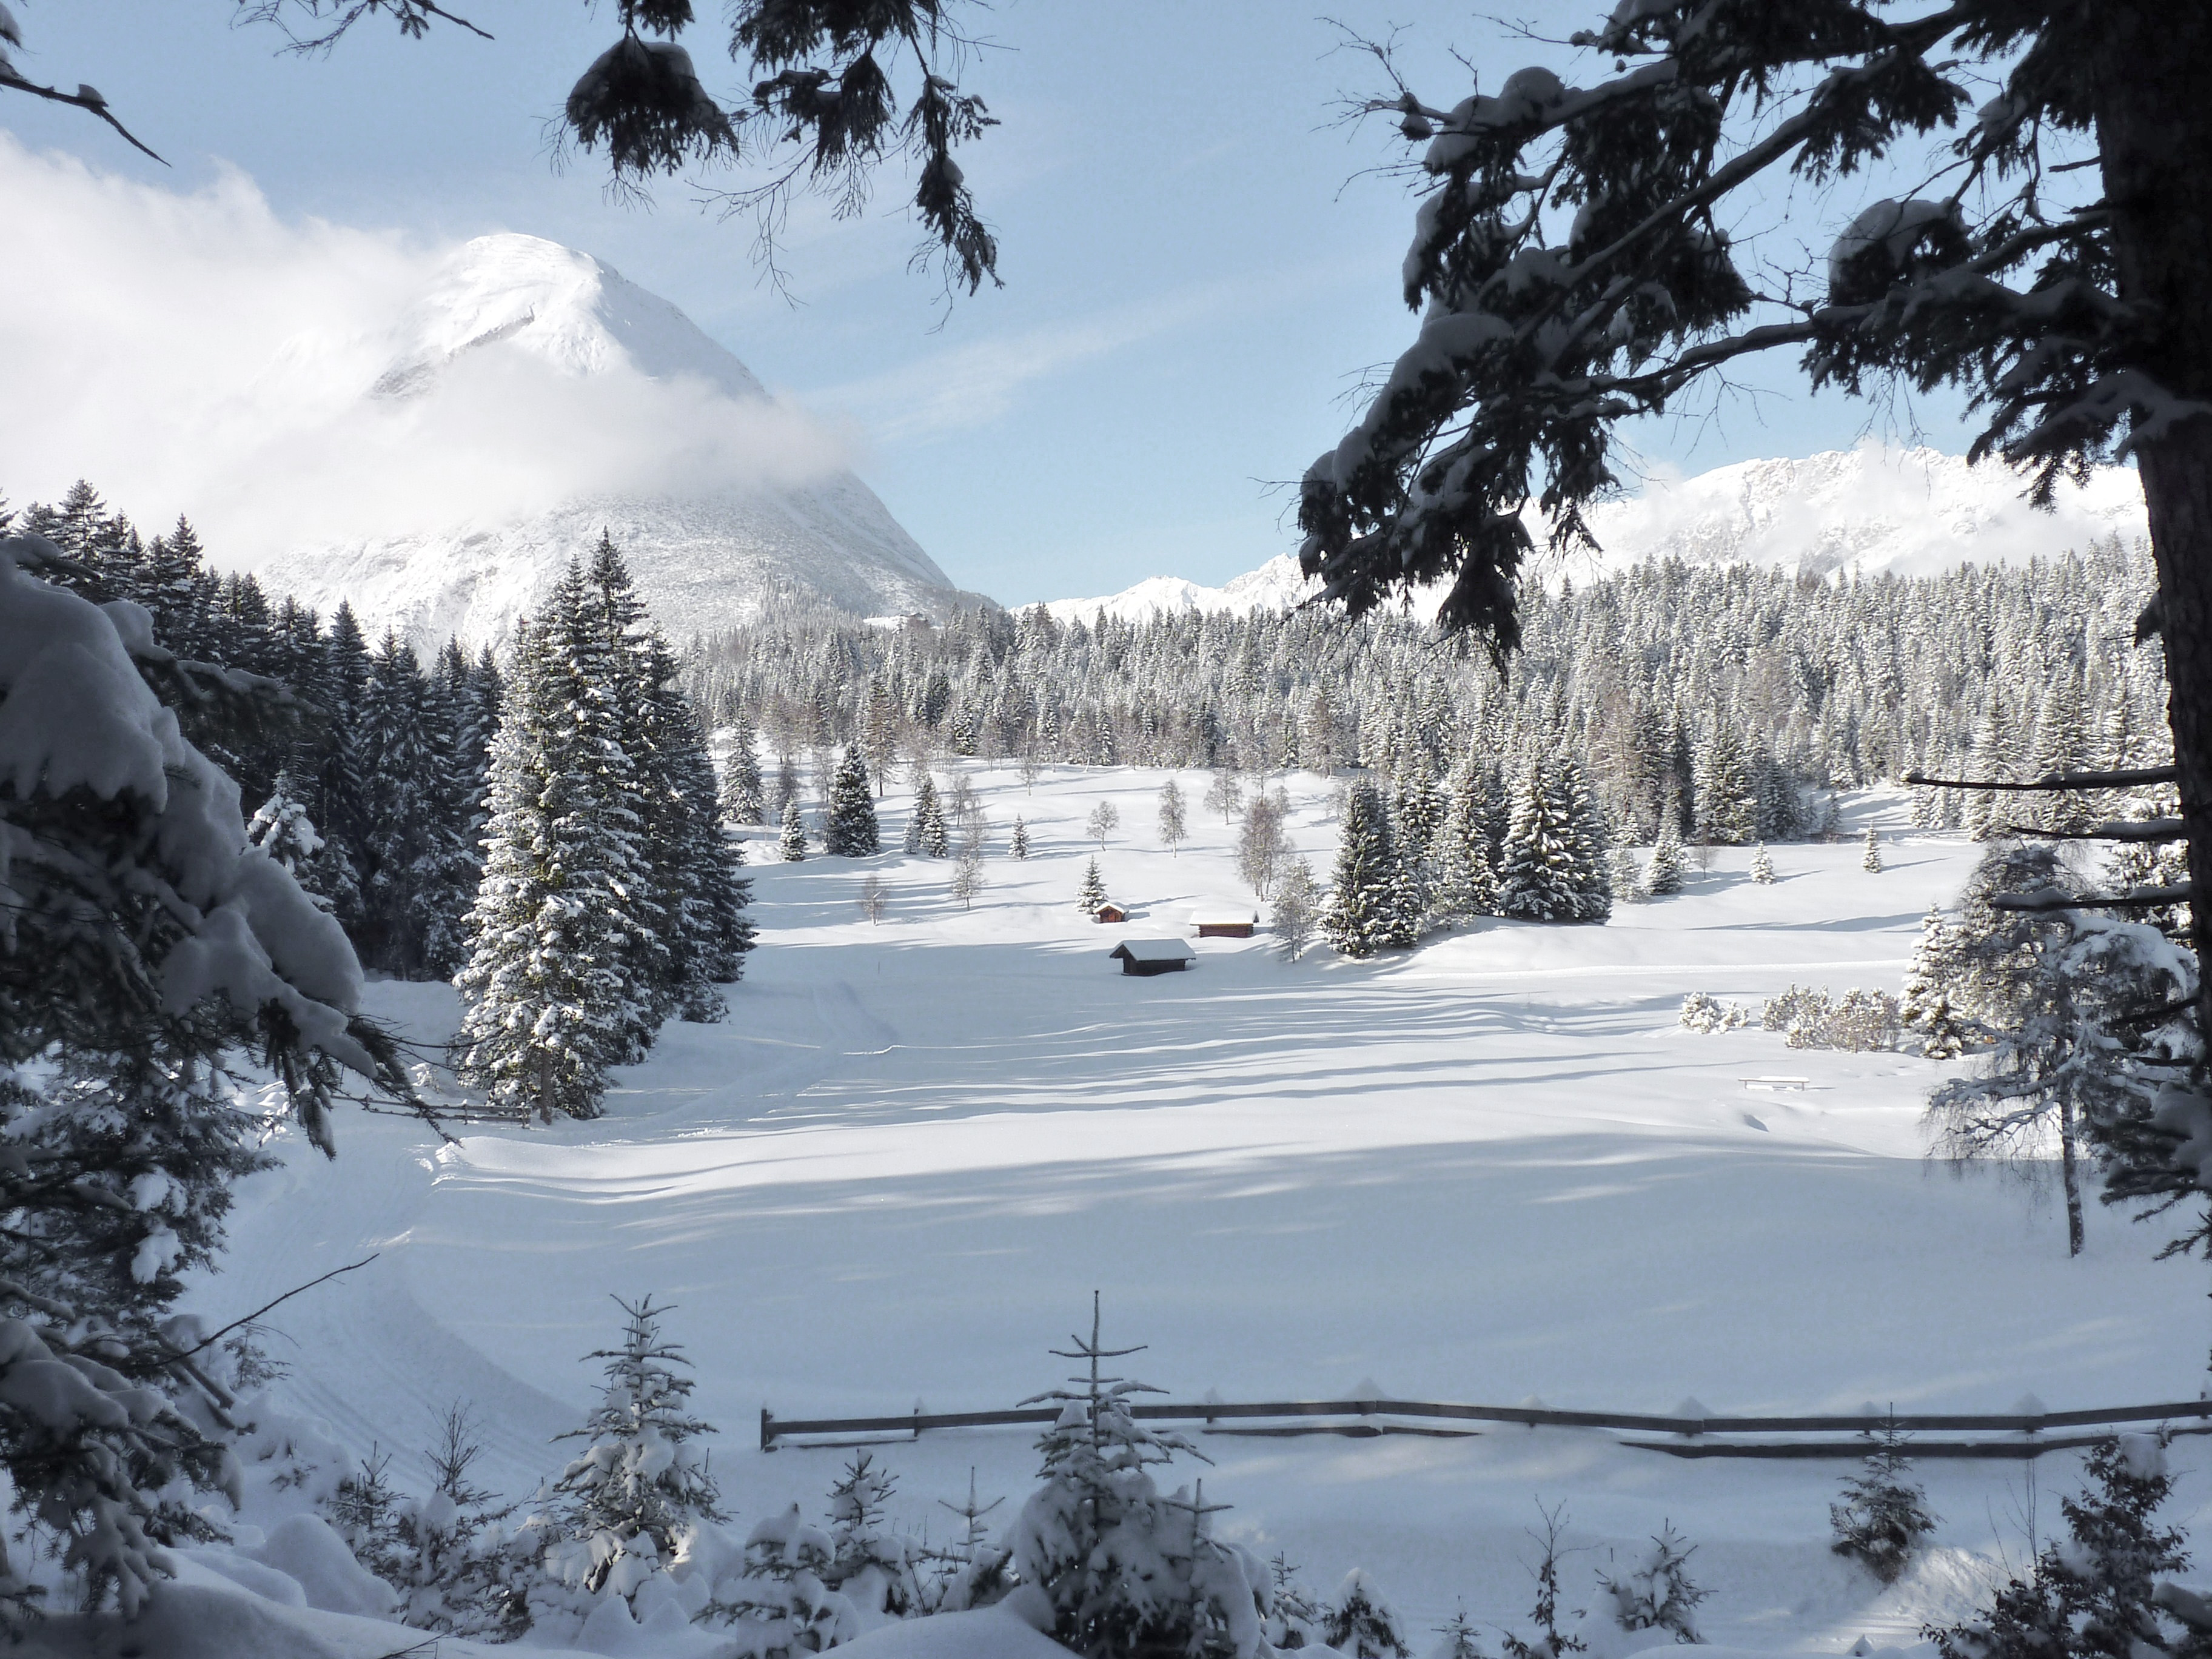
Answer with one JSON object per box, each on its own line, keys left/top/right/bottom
{"left": 1644, "top": 819, "right": 1687, "bottom": 897}
{"left": 1599, "top": 1524, "right": 1706, "bottom": 1643}
{"left": 1010, "top": 815, "right": 1031, "bottom": 859}
{"left": 826, "top": 1452, "right": 919, "bottom": 1620}
{"left": 1077, "top": 856, "right": 1108, "bottom": 917}
{"left": 356, "top": 631, "right": 443, "bottom": 975}
{"left": 1498, "top": 760, "right": 1581, "bottom": 923}
{"left": 1008, "top": 1298, "right": 1270, "bottom": 1659}
{"left": 1928, "top": 843, "right": 2194, "bottom": 1256}
{"left": 914, "top": 775, "right": 950, "bottom": 858}
{"left": 1325, "top": 1571, "right": 1412, "bottom": 1659}
{"left": 1749, "top": 842, "right": 1776, "bottom": 885}
{"left": 249, "top": 761, "right": 352, "bottom": 910}
{"left": 1862, "top": 826, "right": 1883, "bottom": 873}
{"left": 1430, "top": 759, "right": 1501, "bottom": 923}
{"left": 1829, "top": 1415, "right": 1937, "bottom": 1584}
{"left": 455, "top": 579, "right": 659, "bottom": 1122}
{"left": 779, "top": 797, "right": 810, "bottom": 862}
{"left": 1558, "top": 757, "right": 1614, "bottom": 923}
{"left": 1264, "top": 1555, "right": 1322, "bottom": 1651}
{"left": 925, "top": 1471, "right": 1012, "bottom": 1615}
{"left": 826, "top": 743, "right": 881, "bottom": 856}
{"left": 1608, "top": 846, "right": 1646, "bottom": 903}
{"left": 543, "top": 1296, "right": 725, "bottom": 1606}
{"left": 1901, "top": 906, "right": 1968, "bottom": 1057}
{"left": 637, "top": 645, "right": 754, "bottom": 1017}
{"left": 1273, "top": 857, "right": 1320, "bottom": 962}
{"left": 721, "top": 716, "right": 768, "bottom": 826}
{"left": 1931, "top": 1435, "right": 2188, "bottom": 1659}
{"left": 1432, "top": 1608, "right": 1487, "bottom": 1659}
{"left": 1158, "top": 778, "right": 1188, "bottom": 854}
{"left": 1695, "top": 725, "right": 1758, "bottom": 846}
{"left": 0, "top": 534, "right": 414, "bottom": 1620}
{"left": 1324, "top": 780, "right": 1413, "bottom": 957}
{"left": 705, "top": 1503, "right": 857, "bottom": 1654}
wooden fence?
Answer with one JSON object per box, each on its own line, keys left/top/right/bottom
{"left": 759, "top": 1395, "right": 2212, "bottom": 1460}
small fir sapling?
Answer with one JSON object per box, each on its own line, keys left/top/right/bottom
{"left": 1931, "top": 1435, "right": 2190, "bottom": 1659}
{"left": 1008, "top": 1295, "right": 1271, "bottom": 1659}
{"left": 1010, "top": 815, "right": 1031, "bottom": 859}
{"left": 1087, "top": 799, "right": 1121, "bottom": 849}
{"left": 1862, "top": 826, "right": 1883, "bottom": 873}
{"left": 1502, "top": 1504, "right": 1589, "bottom": 1659}
{"left": 1273, "top": 857, "right": 1321, "bottom": 962}
{"left": 1829, "top": 1415, "right": 1936, "bottom": 1583}
{"left": 860, "top": 873, "right": 886, "bottom": 924}
{"left": 1326, "top": 1570, "right": 1413, "bottom": 1659}
{"left": 542, "top": 1296, "right": 724, "bottom": 1606}
{"left": 1077, "top": 856, "right": 1108, "bottom": 916}
{"left": 1432, "top": 1607, "right": 1488, "bottom": 1659}
{"left": 779, "top": 797, "right": 809, "bottom": 862}
{"left": 926, "top": 1469, "right": 1011, "bottom": 1614}
{"left": 1749, "top": 843, "right": 1776, "bottom": 885}
{"left": 705, "top": 1502, "right": 859, "bottom": 1653}
{"left": 826, "top": 1451, "right": 918, "bottom": 1618}
{"left": 1598, "top": 1523, "right": 1706, "bottom": 1643}
{"left": 1158, "top": 779, "right": 1188, "bottom": 854}
{"left": 1265, "top": 1553, "right": 1323, "bottom": 1650}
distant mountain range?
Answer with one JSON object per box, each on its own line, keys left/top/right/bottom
{"left": 1044, "top": 444, "right": 2148, "bottom": 623}
{"left": 247, "top": 233, "right": 975, "bottom": 645}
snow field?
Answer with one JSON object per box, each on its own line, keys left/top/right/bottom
{"left": 206, "top": 763, "right": 2211, "bottom": 1653}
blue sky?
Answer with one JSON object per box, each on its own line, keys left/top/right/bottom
{"left": 1, "top": 1, "right": 1983, "bottom": 605}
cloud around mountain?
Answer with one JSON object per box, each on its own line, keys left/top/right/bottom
{"left": 0, "top": 136, "right": 960, "bottom": 640}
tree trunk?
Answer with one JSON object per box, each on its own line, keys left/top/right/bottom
{"left": 2060, "top": 1099, "right": 2084, "bottom": 1258}
{"left": 2094, "top": 7, "right": 2212, "bottom": 1044}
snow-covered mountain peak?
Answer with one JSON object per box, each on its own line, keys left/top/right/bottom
{"left": 370, "top": 233, "right": 768, "bottom": 404}
{"left": 247, "top": 232, "right": 965, "bottom": 645}
{"left": 1045, "top": 443, "right": 2147, "bottom": 624}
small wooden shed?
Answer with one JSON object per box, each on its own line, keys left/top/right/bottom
{"left": 1094, "top": 901, "right": 1130, "bottom": 924}
{"left": 1192, "top": 910, "right": 1256, "bottom": 939}
{"left": 1110, "top": 939, "right": 1196, "bottom": 977}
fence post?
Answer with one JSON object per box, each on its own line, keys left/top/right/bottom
{"left": 762, "top": 1407, "right": 776, "bottom": 1452}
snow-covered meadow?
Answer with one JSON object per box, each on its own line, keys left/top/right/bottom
{"left": 196, "top": 763, "right": 2209, "bottom": 1655}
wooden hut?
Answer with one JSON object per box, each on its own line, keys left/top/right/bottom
{"left": 1191, "top": 909, "right": 1256, "bottom": 939}
{"left": 1094, "top": 900, "right": 1130, "bottom": 923}
{"left": 1109, "top": 939, "right": 1196, "bottom": 977}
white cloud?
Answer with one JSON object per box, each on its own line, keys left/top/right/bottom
{"left": 0, "top": 135, "right": 849, "bottom": 564}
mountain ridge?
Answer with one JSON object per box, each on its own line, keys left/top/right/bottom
{"left": 1043, "top": 444, "right": 2148, "bottom": 623}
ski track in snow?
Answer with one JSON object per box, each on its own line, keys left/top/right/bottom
{"left": 207, "top": 768, "right": 2209, "bottom": 1649}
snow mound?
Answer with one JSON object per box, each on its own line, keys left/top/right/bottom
{"left": 247, "top": 233, "right": 964, "bottom": 644}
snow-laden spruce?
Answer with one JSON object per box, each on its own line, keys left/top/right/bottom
{"left": 0, "top": 532, "right": 411, "bottom": 1622}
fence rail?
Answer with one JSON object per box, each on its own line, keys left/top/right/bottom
{"left": 759, "top": 1396, "right": 2212, "bottom": 1460}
